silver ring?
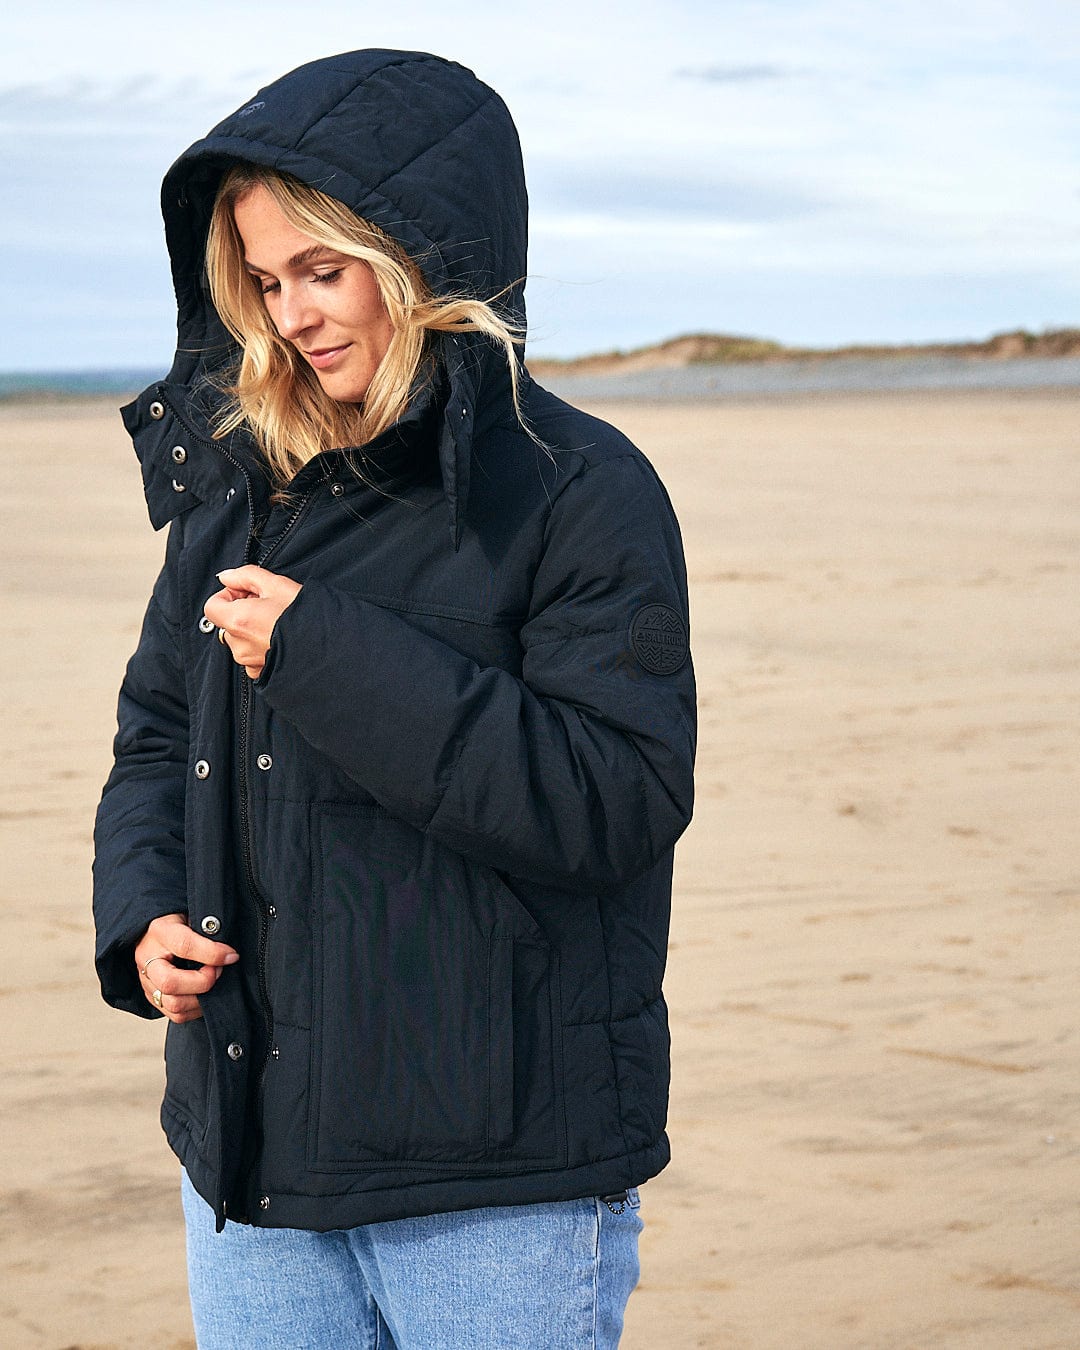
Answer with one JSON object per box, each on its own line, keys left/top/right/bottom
{"left": 143, "top": 955, "right": 169, "bottom": 978}
{"left": 217, "top": 626, "right": 228, "bottom": 646}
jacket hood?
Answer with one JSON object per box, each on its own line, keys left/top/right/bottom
{"left": 157, "top": 49, "right": 530, "bottom": 544}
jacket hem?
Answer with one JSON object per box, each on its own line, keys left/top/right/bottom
{"left": 175, "top": 1133, "right": 670, "bottom": 1233}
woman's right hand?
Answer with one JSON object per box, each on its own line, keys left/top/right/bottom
{"left": 134, "top": 914, "right": 240, "bottom": 1023}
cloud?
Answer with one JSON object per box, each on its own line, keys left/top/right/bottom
{"left": 675, "top": 64, "right": 799, "bottom": 84}
{"left": 3, "top": 2, "right": 1078, "bottom": 366}
{"left": 528, "top": 159, "right": 827, "bottom": 225}
{"left": 0, "top": 76, "right": 248, "bottom": 136}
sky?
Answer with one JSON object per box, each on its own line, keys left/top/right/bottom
{"left": 3, "top": 0, "right": 1079, "bottom": 369}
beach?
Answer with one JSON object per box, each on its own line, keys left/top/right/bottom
{"left": 1, "top": 388, "right": 1077, "bottom": 1348}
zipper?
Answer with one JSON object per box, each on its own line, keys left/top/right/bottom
{"left": 238, "top": 485, "right": 320, "bottom": 1052}
{"left": 212, "top": 413, "right": 322, "bottom": 1074}
{"left": 234, "top": 482, "right": 324, "bottom": 1205}
{"left": 256, "top": 487, "right": 319, "bottom": 564}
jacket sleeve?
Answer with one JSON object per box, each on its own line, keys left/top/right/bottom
{"left": 256, "top": 452, "right": 696, "bottom": 891}
{"left": 93, "top": 528, "right": 189, "bottom": 1016}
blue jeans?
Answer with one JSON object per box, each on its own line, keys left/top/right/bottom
{"left": 182, "top": 1169, "right": 642, "bottom": 1348}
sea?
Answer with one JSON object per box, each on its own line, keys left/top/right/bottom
{"left": 3, "top": 355, "right": 1080, "bottom": 404}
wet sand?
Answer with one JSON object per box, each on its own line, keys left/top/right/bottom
{"left": 1, "top": 390, "right": 1077, "bottom": 1347}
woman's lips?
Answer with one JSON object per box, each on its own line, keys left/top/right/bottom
{"left": 305, "top": 345, "right": 350, "bottom": 370}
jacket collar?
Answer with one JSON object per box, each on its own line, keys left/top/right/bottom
{"left": 122, "top": 384, "right": 239, "bottom": 531}
{"left": 123, "top": 332, "right": 518, "bottom": 545}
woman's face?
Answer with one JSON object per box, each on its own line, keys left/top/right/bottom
{"left": 233, "top": 184, "right": 395, "bottom": 404}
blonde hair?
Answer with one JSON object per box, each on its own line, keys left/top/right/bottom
{"left": 205, "top": 164, "right": 525, "bottom": 484}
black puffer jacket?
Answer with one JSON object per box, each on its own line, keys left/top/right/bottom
{"left": 93, "top": 49, "right": 696, "bottom": 1232}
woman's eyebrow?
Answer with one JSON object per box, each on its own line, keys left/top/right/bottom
{"left": 244, "top": 244, "right": 343, "bottom": 274}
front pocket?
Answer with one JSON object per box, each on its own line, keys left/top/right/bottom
{"left": 309, "top": 808, "right": 562, "bottom": 1172}
{"left": 163, "top": 1017, "right": 213, "bottom": 1141}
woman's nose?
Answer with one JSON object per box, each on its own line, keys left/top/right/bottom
{"left": 274, "top": 285, "right": 318, "bottom": 340}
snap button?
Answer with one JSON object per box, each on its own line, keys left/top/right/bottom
{"left": 149, "top": 400, "right": 165, "bottom": 420}
{"left": 171, "top": 446, "right": 187, "bottom": 464}
{"left": 258, "top": 1195, "right": 271, "bottom": 1211}
{"left": 198, "top": 616, "right": 215, "bottom": 634}
{"left": 227, "top": 1042, "right": 244, "bottom": 1060}
{"left": 171, "top": 479, "right": 186, "bottom": 493}
{"left": 194, "top": 760, "right": 211, "bottom": 779}
{"left": 200, "top": 915, "right": 221, "bottom": 936}
{"left": 256, "top": 753, "right": 272, "bottom": 771}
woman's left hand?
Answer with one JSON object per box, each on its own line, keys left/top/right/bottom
{"left": 204, "top": 566, "right": 303, "bottom": 679}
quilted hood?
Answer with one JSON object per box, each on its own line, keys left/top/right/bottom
{"left": 155, "top": 50, "right": 530, "bottom": 541}
{"left": 162, "top": 49, "right": 528, "bottom": 378}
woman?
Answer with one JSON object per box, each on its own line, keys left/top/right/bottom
{"left": 94, "top": 49, "right": 695, "bottom": 1348}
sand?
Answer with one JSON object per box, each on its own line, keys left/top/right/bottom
{"left": 1, "top": 389, "right": 1077, "bottom": 1348}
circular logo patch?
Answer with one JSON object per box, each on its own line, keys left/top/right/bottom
{"left": 629, "top": 604, "right": 688, "bottom": 675}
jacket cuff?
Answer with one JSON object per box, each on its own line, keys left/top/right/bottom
{"left": 95, "top": 914, "right": 173, "bottom": 1019}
